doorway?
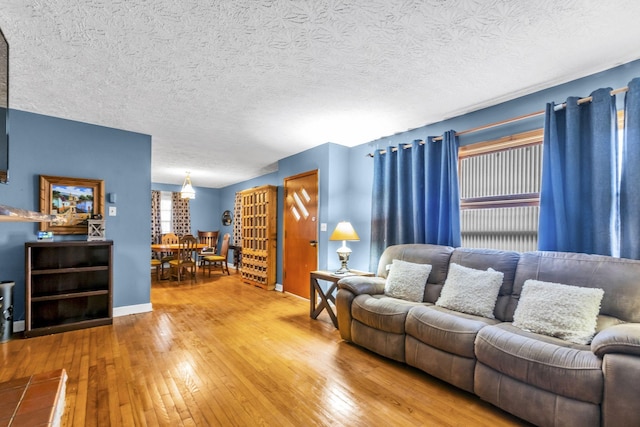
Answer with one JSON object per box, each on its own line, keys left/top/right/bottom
{"left": 283, "top": 170, "right": 319, "bottom": 298}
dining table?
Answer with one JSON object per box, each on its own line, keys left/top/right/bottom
{"left": 151, "top": 242, "right": 211, "bottom": 279}
{"left": 151, "top": 243, "right": 209, "bottom": 253}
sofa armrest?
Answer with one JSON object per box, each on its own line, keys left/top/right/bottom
{"left": 591, "top": 323, "right": 640, "bottom": 357}
{"left": 336, "top": 276, "right": 386, "bottom": 342}
{"left": 337, "top": 276, "right": 386, "bottom": 296}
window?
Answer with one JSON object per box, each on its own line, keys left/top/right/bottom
{"left": 160, "top": 191, "right": 172, "bottom": 234}
{"left": 458, "top": 129, "right": 543, "bottom": 252}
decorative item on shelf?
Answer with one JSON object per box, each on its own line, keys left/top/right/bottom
{"left": 37, "top": 231, "right": 54, "bottom": 241}
{"left": 0, "top": 204, "right": 56, "bottom": 223}
{"left": 221, "top": 210, "right": 232, "bottom": 226}
{"left": 329, "top": 221, "right": 360, "bottom": 275}
{"left": 180, "top": 171, "right": 195, "bottom": 199}
{"left": 87, "top": 217, "right": 106, "bottom": 241}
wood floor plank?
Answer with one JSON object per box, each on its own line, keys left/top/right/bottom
{"left": 0, "top": 273, "right": 530, "bottom": 426}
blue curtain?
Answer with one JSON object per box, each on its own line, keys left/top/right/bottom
{"left": 620, "top": 78, "right": 640, "bottom": 259}
{"left": 538, "top": 88, "right": 618, "bottom": 255}
{"left": 370, "top": 131, "right": 460, "bottom": 269}
{"left": 425, "top": 131, "right": 461, "bottom": 247}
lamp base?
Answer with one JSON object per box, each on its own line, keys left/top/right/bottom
{"left": 334, "top": 249, "right": 351, "bottom": 275}
{"left": 333, "top": 266, "right": 351, "bottom": 275}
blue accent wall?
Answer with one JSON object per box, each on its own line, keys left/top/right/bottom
{"left": 216, "top": 59, "right": 640, "bottom": 278}
{"left": 3, "top": 59, "right": 639, "bottom": 316}
{"left": 151, "top": 183, "right": 222, "bottom": 237}
{"left": 343, "top": 59, "right": 640, "bottom": 271}
{"left": 0, "top": 109, "right": 151, "bottom": 321}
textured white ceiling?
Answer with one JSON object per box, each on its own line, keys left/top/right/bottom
{"left": 1, "top": 0, "right": 640, "bottom": 188}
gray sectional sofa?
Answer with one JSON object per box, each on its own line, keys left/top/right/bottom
{"left": 335, "top": 244, "right": 640, "bottom": 427}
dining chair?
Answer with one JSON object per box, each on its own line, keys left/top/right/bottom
{"left": 202, "top": 233, "right": 231, "bottom": 277}
{"left": 160, "top": 232, "right": 179, "bottom": 278}
{"left": 197, "top": 230, "right": 219, "bottom": 265}
{"left": 151, "top": 258, "right": 162, "bottom": 281}
{"left": 168, "top": 234, "right": 198, "bottom": 283}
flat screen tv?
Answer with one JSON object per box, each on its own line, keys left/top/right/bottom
{"left": 0, "top": 28, "right": 8, "bottom": 183}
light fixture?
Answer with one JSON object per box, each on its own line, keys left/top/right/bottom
{"left": 329, "top": 221, "right": 360, "bottom": 274}
{"left": 180, "top": 171, "right": 196, "bottom": 199}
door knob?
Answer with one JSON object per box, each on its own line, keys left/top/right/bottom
{"left": 310, "top": 240, "right": 318, "bottom": 247}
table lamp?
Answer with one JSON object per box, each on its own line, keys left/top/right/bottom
{"left": 329, "top": 221, "right": 360, "bottom": 274}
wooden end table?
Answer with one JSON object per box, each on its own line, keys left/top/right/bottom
{"left": 229, "top": 244, "right": 242, "bottom": 272}
{"left": 310, "top": 270, "right": 374, "bottom": 328}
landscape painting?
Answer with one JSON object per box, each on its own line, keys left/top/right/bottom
{"left": 40, "top": 175, "right": 105, "bottom": 235}
{"left": 50, "top": 184, "right": 95, "bottom": 226}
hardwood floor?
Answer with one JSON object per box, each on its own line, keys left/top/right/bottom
{"left": 0, "top": 272, "right": 529, "bottom": 426}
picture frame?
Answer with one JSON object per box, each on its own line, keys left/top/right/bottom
{"left": 39, "top": 175, "right": 105, "bottom": 235}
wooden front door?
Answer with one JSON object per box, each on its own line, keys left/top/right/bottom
{"left": 283, "top": 170, "right": 319, "bottom": 299}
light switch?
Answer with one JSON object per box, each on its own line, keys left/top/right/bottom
{"left": 109, "top": 206, "right": 117, "bottom": 216}
{"left": 320, "top": 223, "right": 327, "bottom": 231}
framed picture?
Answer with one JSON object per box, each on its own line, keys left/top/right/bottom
{"left": 39, "top": 175, "right": 105, "bottom": 235}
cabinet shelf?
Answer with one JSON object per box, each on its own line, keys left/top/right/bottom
{"left": 31, "top": 265, "right": 109, "bottom": 275}
{"left": 31, "top": 289, "right": 109, "bottom": 302}
{"left": 25, "top": 240, "right": 113, "bottom": 338}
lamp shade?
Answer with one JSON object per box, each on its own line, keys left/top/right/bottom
{"left": 329, "top": 221, "right": 360, "bottom": 241}
{"left": 181, "top": 172, "right": 196, "bottom": 199}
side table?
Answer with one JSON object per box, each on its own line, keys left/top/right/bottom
{"left": 310, "top": 270, "right": 374, "bottom": 328}
{"left": 229, "top": 244, "right": 242, "bottom": 272}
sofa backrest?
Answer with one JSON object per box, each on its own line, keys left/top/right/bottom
{"left": 506, "top": 251, "right": 640, "bottom": 323}
{"left": 377, "top": 244, "right": 454, "bottom": 302}
{"left": 449, "top": 247, "right": 520, "bottom": 321}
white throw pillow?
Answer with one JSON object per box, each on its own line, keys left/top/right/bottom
{"left": 435, "top": 263, "right": 504, "bottom": 319}
{"left": 513, "top": 279, "right": 604, "bottom": 345}
{"left": 384, "top": 259, "right": 432, "bottom": 302}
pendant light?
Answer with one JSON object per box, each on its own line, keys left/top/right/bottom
{"left": 180, "top": 171, "right": 195, "bottom": 199}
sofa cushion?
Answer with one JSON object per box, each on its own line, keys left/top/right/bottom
{"left": 435, "top": 263, "right": 504, "bottom": 319}
{"left": 384, "top": 259, "right": 432, "bottom": 302}
{"left": 475, "top": 323, "right": 603, "bottom": 404}
{"left": 513, "top": 279, "right": 604, "bottom": 345}
{"left": 351, "top": 294, "right": 426, "bottom": 334}
{"left": 406, "top": 306, "right": 499, "bottom": 358}
{"left": 448, "top": 248, "right": 520, "bottom": 321}
{"left": 376, "top": 244, "right": 455, "bottom": 303}
{"left": 507, "top": 251, "right": 640, "bottom": 323}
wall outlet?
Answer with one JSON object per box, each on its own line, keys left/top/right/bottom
{"left": 109, "top": 206, "right": 117, "bottom": 216}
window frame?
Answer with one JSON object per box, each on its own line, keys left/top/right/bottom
{"left": 458, "top": 128, "right": 543, "bottom": 210}
{"left": 160, "top": 190, "right": 172, "bottom": 234}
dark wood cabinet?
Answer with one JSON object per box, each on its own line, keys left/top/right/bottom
{"left": 25, "top": 240, "right": 113, "bottom": 337}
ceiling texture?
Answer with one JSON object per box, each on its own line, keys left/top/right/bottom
{"left": 1, "top": 0, "right": 640, "bottom": 188}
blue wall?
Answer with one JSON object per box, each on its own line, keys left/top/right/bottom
{"left": 5, "top": 59, "right": 638, "bottom": 319}
{"left": 343, "top": 59, "right": 640, "bottom": 271}
{"left": 217, "top": 59, "right": 640, "bottom": 277}
{"left": 0, "top": 110, "right": 151, "bottom": 321}
{"left": 151, "top": 182, "right": 222, "bottom": 242}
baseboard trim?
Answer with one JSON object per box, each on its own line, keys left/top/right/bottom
{"left": 113, "top": 303, "right": 153, "bottom": 317}
{"left": 11, "top": 303, "right": 152, "bottom": 334}
{"left": 13, "top": 320, "right": 25, "bottom": 333}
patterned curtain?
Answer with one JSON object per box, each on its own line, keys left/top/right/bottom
{"left": 151, "top": 190, "right": 162, "bottom": 244}
{"left": 171, "top": 192, "right": 192, "bottom": 236}
{"left": 233, "top": 192, "right": 242, "bottom": 247}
